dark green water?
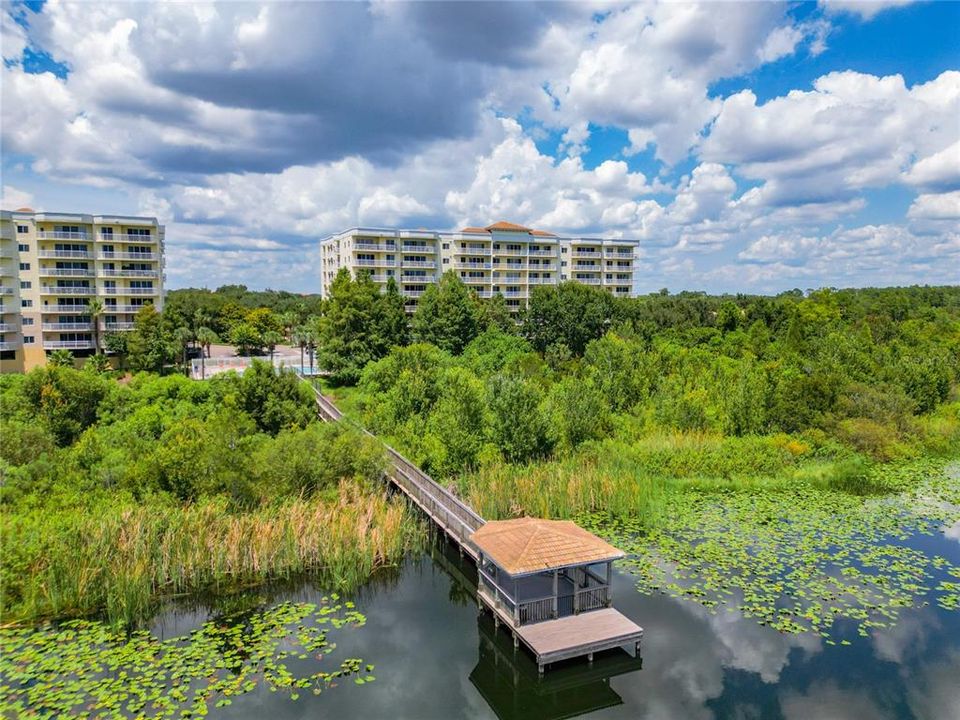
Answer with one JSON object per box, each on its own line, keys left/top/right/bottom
{"left": 142, "top": 530, "right": 960, "bottom": 720}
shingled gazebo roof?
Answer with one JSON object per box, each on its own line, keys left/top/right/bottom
{"left": 470, "top": 518, "right": 624, "bottom": 577}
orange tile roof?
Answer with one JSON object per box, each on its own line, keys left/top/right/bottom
{"left": 530, "top": 229, "right": 557, "bottom": 237}
{"left": 486, "top": 220, "right": 532, "bottom": 232}
{"left": 460, "top": 226, "right": 489, "bottom": 233}
{"left": 470, "top": 517, "right": 624, "bottom": 576}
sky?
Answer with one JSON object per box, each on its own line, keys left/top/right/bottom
{"left": 1, "top": 0, "right": 958, "bottom": 294}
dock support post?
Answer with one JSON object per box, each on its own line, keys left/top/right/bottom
{"left": 634, "top": 640, "right": 641, "bottom": 656}
{"left": 494, "top": 615, "right": 499, "bottom": 630}
{"left": 538, "top": 662, "right": 544, "bottom": 677}
{"left": 552, "top": 570, "right": 558, "bottom": 618}
{"left": 588, "top": 652, "right": 594, "bottom": 665}
{"left": 513, "top": 632, "right": 518, "bottom": 649}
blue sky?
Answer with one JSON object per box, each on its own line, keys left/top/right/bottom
{"left": 2, "top": 0, "right": 957, "bottom": 293}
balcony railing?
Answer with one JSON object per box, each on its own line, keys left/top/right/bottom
{"left": 473, "top": 290, "right": 493, "bottom": 299}
{"left": 401, "top": 260, "right": 436, "bottom": 268}
{"left": 103, "top": 322, "right": 135, "bottom": 331}
{"left": 404, "top": 304, "right": 418, "bottom": 313}
{"left": 574, "top": 277, "right": 602, "bottom": 285}
{"left": 38, "top": 250, "right": 92, "bottom": 259}
{"left": 0, "top": 287, "right": 14, "bottom": 295}
{"left": 38, "top": 231, "right": 91, "bottom": 241}
{"left": 109, "top": 305, "right": 151, "bottom": 313}
{"left": 43, "top": 340, "right": 94, "bottom": 350}
{"left": 454, "top": 261, "right": 492, "bottom": 269}
{"left": 0, "top": 341, "right": 18, "bottom": 351}
{"left": 354, "top": 259, "right": 396, "bottom": 267}
{"left": 528, "top": 249, "right": 556, "bottom": 257}
{"left": 494, "top": 248, "right": 527, "bottom": 257}
{"left": 0, "top": 323, "right": 17, "bottom": 332}
{"left": 99, "top": 252, "right": 159, "bottom": 261}
{"left": 100, "top": 269, "right": 159, "bottom": 277}
{"left": 43, "top": 322, "right": 92, "bottom": 331}
{"left": 402, "top": 290, "right": 425, "bottom": 298}
{"left": 41, "top": 286, "right": 95, "bottom": 295}
{"left": 503, "top": 290, "right": 528, "bottom": 298}
{"left": 98, "top": 233, "right": 157, "bottom": 243}
{"left": 572, "top": 250, "right": 602, "bottom": 259}
{"left": 353, "top": 242, "right": 396, "bottom": 252}
{"left": 458, "top": 246, "right": 492, "bottom": 256}
{"left": 125, "top": 287, "right": 158, "bottom": 295}
{"left": 400, "top": 274, "right": 432, "bottom": 282}
{"left": 50, "top": 305, "right": 89, "bottom": 314}
{"left": 528, "top": 277, "right": 555, "bottom": 285}
{"left": 400, "top": 245, "right": 436, "bottom": 254}
{"left": 462, "top": 277, "right": 490, "bottom": 285}
{"left": 39, "top": 268, "right": 95, "bottom": 277}
{"left": 573, "top": 263, "right": 601, "bottom": 270}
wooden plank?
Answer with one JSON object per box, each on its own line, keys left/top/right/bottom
{"left": 518, "top": 608, "right": 643, "bottom": 664}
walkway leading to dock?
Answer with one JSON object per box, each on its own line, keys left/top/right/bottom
{"left": 301, "top": 378, "right": 642, "bottom": 672}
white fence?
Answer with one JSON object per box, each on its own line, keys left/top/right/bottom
{"left": 190, "top": 354, "right": 310, "bottom": 380}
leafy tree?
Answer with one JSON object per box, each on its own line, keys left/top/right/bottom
{"left": 475, "top": 292, "right": 515, "bottom": 333}
{"left": 262, "top": 330, "right": 284, "bottom": 363}
{"left": 19, "top": 366, "right": 111, "bottom": 446}
{"left": 486, "top": 371, "right": 552, "bottom": 463}
{"left": 234, "top": 361, "right": 315, "bottom": 435}
{"left": 411, "top": 271, "right": 479, "bottom": 355}
{"left": 316, "top": 269, "right": 384, "bottom": 384}
{"left": 230, "top": 323, "right": 262, "bottom": 356}
{"left": 426, "top": 367, "right": 488, "bottom": 474}
{"left": 524, "top": 282, "right": 615, "bottom": 355}
{"left": 103, "top": 332, "right": 129, "bottom": 369}
{"left": 546, "top": 376, "right": 610, "bottom": 452}
{"left": 376, "top": 277, "right": 409, "bottom": 351}
{"left": 127, "top": 305, "right": 174, "bottom": 373}
{"left": 583, "top": 332, "right": 651, "bottom": 412}
{"left": 247, "top": 307, "right": 281, "bottom": 337}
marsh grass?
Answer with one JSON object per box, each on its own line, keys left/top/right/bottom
{"left": 1, "top": 482, "right": 420, "bottom": 627}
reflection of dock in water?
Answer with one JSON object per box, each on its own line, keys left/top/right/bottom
{"left": 470, "top": 613, "right": 643, "bottom": 720}
{"left": 431, "top": 541, "right": 644, "bottom": 720}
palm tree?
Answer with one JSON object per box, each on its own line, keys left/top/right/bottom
{"left": 87, "top": 298, "right": 104, "bottom": 353}
{"left": 49, "top": 349, "right": 74, "bottom": 368}
{"left": 262, "top": 330, "right": 284, "bottom": 367}
{"left": 195, "top": 327, "right": 218, "bottom": 379}
{"left": 291, "top": 325, "right": 307, "bottom": 373}
{"left": 173, "top": 326, "right": 194, "bottom": 372}
{"left": 304, "top": 326, "right": 318, "bottom": 378}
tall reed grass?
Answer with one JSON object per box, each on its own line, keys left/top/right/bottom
{"left": 1, "top": 482, "right": 420, "bottom": 627}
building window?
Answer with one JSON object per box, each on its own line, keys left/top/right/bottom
{"left": 22, "top": 317, "right": 33, "bottom": 326}
{"left": 17, "top": 225, "right": 28, "bottom": 234}
{"left": 20, "top": 281, "right": 31, "bottom": 289}
{"left": 21, "top": 299, "right": 32, "bottom": 308}
{"left": 19, "top": 262, "right": 30, "bottom": 271}
{"left": 18, "top": 243, "right": 29, "bottom": 252}
{"left": 24, "top": 336, "right": 35, "bottom": 344}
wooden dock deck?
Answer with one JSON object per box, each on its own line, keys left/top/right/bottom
{"left": 306, "top": 381, "right": 642, "bottom": 673}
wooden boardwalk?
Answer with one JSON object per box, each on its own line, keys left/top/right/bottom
{"left": 305, "top": 380, "right": 642, "bottom": 672}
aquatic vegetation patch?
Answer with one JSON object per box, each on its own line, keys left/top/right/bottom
{"left": 579, "top": 459, "right": 960, "bottom": 641}
{"left": 0, "top": 598, "right": 377, "bottom": 719}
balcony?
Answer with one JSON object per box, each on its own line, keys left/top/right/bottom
{"left": 573, "top": 263, "right": 601, "bottom": 271}
{"left": 354, "top": 258, "right": 396, "bottom": 267}
{"left": 109, "top": 305, "right": 151, "bottom": 313}
{"left": 41, "top": 285, "right": 95, "bottom": 295}
{"left": 43, "top": 322, "right": 92, "bottom": 331}
{"left": 99, "top": 252, "right": 159, "bottom": 261}
{"left": 354, "top": 242, "right": 396, "bottom": 252}
{"left": 528, "top": 249, "right": 556, "bottom": 257}
{"left": 503, "top": 290, "right": 529, "bottom": 298}
{"left": 49, "top": 305, "right": 89, "bottom": 314}
{"left": 43, "top": 340, "right": 95, "bottom": 350}
{"left": 0, "top": 287, "right": 14, "bottom": 295}
{"left": 98, "top": 233, "right": 157, "bottom": 243}
{"left": 38, "top": 231, "right": 91, "bottom": 241}
{"left": 454, "top": 261, "right": 492, "bottom": 270}
{"left": 528, "top": 277, "right": 555, "bottom": 285}
{"left": 462, "top": 276, "right": 490, "bottom": 285}
{"left": 400, "top": 244, "right": 436, "bottom": 254}
{"left": 0, "top": 323, "right": 16, "bottom": 332}
{"left": 38, "top": 249, "right": 93, "bottom": 259}
{"left": 473, "top": 289, "right": 493, "bottom": 299}
{"left": 0, "top": 341, "right": 18, "bottom": 351}
{"left": 572, "top": 250, "right": 602, "bottom": 259}
{"left": 404, "top": 304, "right": 418, "bottom": 313}
{"left": 39, "top": 268, "right": 95, "bottom": 278}
{"left": 99, "top": 269, "right": 159, "bottom": 278}
{"left": 366, "top": 274, "right": 390, "bottom": 283}
{"left": 494, "top": 248, "right": 527, "bottom": 257}
{"left": 103, "top": 322, "right": 135, "bottom": 331}
{"left": 401, "top": 260, "right": 436, "bottom": 268}
{"left": 402, "top": 290, "right": 425, "bottom": 298}
{"left": 574, "top": 277, "right": 602, "bottom": 285}
{"left": 400, "top": 273, "right": 433, "bottom": 282}
{"left": 458, "top": 245, "right": 492, "bottom": 256}
{"left": 124, "top": 287, "right": 158, "bottom": 296}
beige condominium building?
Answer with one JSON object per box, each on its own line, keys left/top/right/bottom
{"left": 320, "top": 221, "right": 637, "bottom": 312}
{"left": 0, "top": 208, "right": 165, "bottom": 373}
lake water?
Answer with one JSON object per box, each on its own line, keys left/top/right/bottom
{"left": 142, "top": 528, "right": 960, "bottom": 720}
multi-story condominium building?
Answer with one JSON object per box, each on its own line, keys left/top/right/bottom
{"left": 0, "top": 208, "right": 165, "bottom": 373}
{"left": 320, "top": 221, "right": 638, "bottom": 312}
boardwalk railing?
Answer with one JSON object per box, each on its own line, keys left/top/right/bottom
{"left": 304, "top": 379, "right": 485, "bottom": 557}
